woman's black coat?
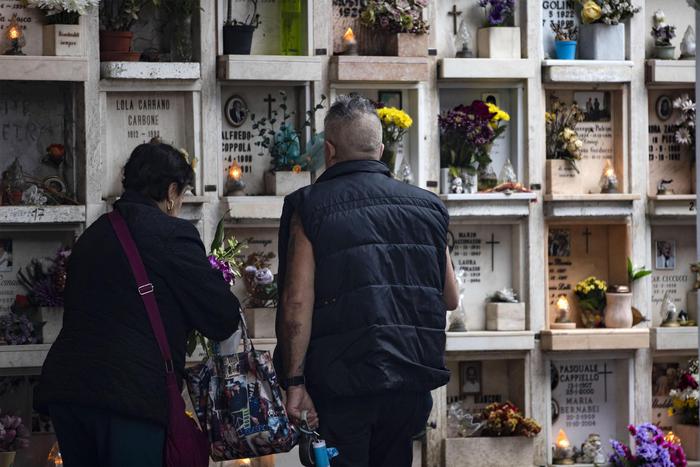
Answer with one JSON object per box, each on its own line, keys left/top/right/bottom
{"left": 38, "top": 191, "right": 240, "bottom": 426}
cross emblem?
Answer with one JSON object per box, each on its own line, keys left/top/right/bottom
{"left": 582, "top": 227, "right": 592, "bottom": 254}
{"left": 486, "top": 233, "right": 501, "bottom": 272}
{"left": 448, "top": 5, "right": 462, "bottom": 35}
{"left": 598, "top": 362, "right": 613, "bottom": 402}
{"left": 264, "top": 94, "right": 277, "bottom": 119}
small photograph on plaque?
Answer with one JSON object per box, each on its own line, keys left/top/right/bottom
{"left": 459, "top": 362, "right": 482, "bottom": 396}
{"left": 0, "top": 240, "right": 13, "bottom": 273}
{"left": 548, "top": 229, "right": 571, "bottom": 257}
{"left": 655, "top": 240, "right": 677, "bottom": 270}
{"left": 574, "top": 91, "right": 611, "bottom": 122}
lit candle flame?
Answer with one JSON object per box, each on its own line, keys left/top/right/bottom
{"left": 556, "top": 429, "right": 571, "bottom": 449}
{"left": 665, "top": 431, "right": 681, "bottom": 445}
{"left": 343, "top": 28, "right": 356, "bottom": 43}
{"left": 9, "top": 27, "right": 19, "bottom": 40}
{"left": 556, "top": 295, "right": 570, "bottom": 312}
{"left": 239, "top": 459, "right": 251, "bottom": 466}
{"left": 228, "top": 162, "right": 242, "bottom": 181}
{"left": 604, "top": 160, "right": 615, "bottom": 178}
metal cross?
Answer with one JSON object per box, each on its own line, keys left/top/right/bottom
{"left": 448, "top": 5, "right": 462, "bottom": 35}
{"left": 486, "top": 233, "right": 500, "bottom": 272}
{"left": 597, "top": 362, "right": 613, "bottom": 402}
{"left": 264, "top": 94, "right": 276, "bottom": 119}
{"left": 583, "top": 227, "right": 592, "bottom": 254}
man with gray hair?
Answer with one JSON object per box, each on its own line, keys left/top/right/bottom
{"left": 275, "top": 94, "right": 458, "bottom": 466}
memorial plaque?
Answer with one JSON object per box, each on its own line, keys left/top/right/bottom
{"left": 651, "top": 360, "right": 683, "bottom": 432}
{"left": 551, "top": 359, "right": 620, "bottom": 452}
{"left": 449, "top": 225, "right": 513, "bottom": 330}
{"left": 648, "top": 90, "right": 693, "bottom": 196}
{"left": 225, "top": 0, "right": 289, "bottom": 55}
{"left": 105, "top": 92, "right": 189, "bottom": 197}
{"left": 0, "top": 233, "right": 71, "bottom": 313}
{"left": 0, "top": 1, "right": 44, "bottom": 56}
{"left": 541, "top": 0, "right": 579, "bottom": 59}
{"left": 221, "top": 87, "right": 300, "bottom": 195}
{"left": 651, "top": 226, "right": 694, "bottom": 323}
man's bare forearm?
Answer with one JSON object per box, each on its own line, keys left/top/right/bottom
{"left": 280, "top": 300, "right": 312, "bottom": 378}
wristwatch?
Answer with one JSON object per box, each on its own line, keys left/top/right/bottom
{"left": 280, "top": 375, "right": 306, "bottom": 390}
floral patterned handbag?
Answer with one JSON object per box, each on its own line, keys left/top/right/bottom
{"left": 185, "top": 315, "right": 298, "bottom": 460}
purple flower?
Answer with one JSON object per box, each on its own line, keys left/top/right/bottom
{"left": 254, "top": 268, "right": 274, "bottom": 285}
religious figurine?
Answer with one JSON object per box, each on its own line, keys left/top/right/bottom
{"left": 498, "top": 159, "right": 517, "bottom": 185}
{"left": 657, "top": 179, "right": 674, "bottom": 195}
{"left": 455, "top": 20, "right": 474, "bottom": 58}
{"left": 660, "top": 291, "right": 681, "bottom": 327}
{"left": 576, "top": 434, "right": 606, "bottom": 465}
{"left": 451, "top": 176, "right": 465, "bottom": 194}
{"left": 681, "top": 26, "right": 696, "bottom": 59}
{"left": 21, "top": 185, "right": 48, "bottom": 206}
{"left": 398, "top": 160, "right": 413, "bottom": 185}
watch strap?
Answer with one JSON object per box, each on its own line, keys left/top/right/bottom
{"left": 281, "top": 375, "right": 306, "bottom": 389}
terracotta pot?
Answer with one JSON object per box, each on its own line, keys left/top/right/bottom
{"left": 604, "top": 292, "right": 632, "bottom": 328}
{"left": 0, "top": 451, "right": 15, "bottom": 467}
{"left": 99, "top": 30, "right": 133, "bottom": 53}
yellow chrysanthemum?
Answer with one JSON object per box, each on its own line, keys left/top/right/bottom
{"left": 377, "top": 107, "right": 413, "bottom": 130}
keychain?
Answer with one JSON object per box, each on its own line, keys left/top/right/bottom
{"left": 298, "top": 411, "right": 339, "bottom": 467}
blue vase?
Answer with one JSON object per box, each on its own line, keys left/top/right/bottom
{"left": 555, "top": 40, "right": 577, "bottom": 60}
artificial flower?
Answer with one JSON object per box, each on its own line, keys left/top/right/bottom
{"left": 581, "top": 0, "right": 602, "bottom": 23}
{"left": 292, "top": 164, "right": 302, "bottom": 174}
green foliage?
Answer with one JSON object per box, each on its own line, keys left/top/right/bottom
{"left": 627, "top": 257, "right": 652, "bottom": 282}
{"left": 100, "top": 0, "right": 161, "bottom": 32}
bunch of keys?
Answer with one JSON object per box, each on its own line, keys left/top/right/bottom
{"left": 298, "top": 411, "right": 339, "bottom": 467}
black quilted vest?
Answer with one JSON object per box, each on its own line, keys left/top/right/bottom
{"left": 276, "top": 159, "right": 450, "bottom": 398}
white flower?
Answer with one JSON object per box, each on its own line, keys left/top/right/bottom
{"left": 676, "top": 127, "right": 692, "bottom": 145}
{"left": 682, "top": 100, "right": 696, "bottom": 114}
{"left": 24, "top": 0, "right": 99, "bottom": 15}
{"left": 673, "top": 96, "right": 685, "bottom": 110}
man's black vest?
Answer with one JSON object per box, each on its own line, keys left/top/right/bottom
{"left": 276, "top": 160, "right": 450, "bottom": 398}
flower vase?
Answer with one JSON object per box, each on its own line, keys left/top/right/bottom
{"left": 654, "top": 45, "right": 676, "bottom": 60}
{"left": 477, "top": 27, "right": 521, "bottom": 59}
{"left": 440, "top": 168, "right": 451, "bottom": 195}
{"left": 381, "top": 145, "right": 397, "bottom": 174}
{"left": 555, "top": 40, "right": 577, "bottom": 59}
{"left": 0, "top": 451, "right": 15, "bottom": 467}
{"left": 478, "top": 165, "right": 498, "bottom": 192}
{"left": 675, "top": 424, "right": 699, "bottom": 460}
{"left": 264, "top": 170, "right": 311, "bottom": 196}
{"left": 579, "top": 23, "right": 625, "bottom": 60}
{"left": 604, "top": 292, "right": 632, "bottom": 328}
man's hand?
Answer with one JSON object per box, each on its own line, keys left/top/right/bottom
{"left": 285, "top": 386, "right": 319, "bottom": 430}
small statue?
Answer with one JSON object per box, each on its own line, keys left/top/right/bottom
{"left": 498, "top": 159, "right": 517, "bottom": 185}
{"left": 455, "top": 19, "right": 474, "bottom": 58}
{"left": 661, "top": 291, "right": 680, "bottom": 327}
{"left": 451, "top": 176, "right": 465, "bottom": 194}
{"left": 398, "top": 160, "right": 413, "bottom": 185}
{"left": 21, "top": 185, "right": 48, "bottom": 206}
{"left": 657, "top": 179, "right": 674, "bottom": 195}
{"left": 576, "top": 434, "right": 606, "bottom": 464}
{"left": 681, "top": 26, "right": 696, "bottom": 59}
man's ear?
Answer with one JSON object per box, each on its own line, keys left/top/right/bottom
{"left": 325, "top": 140, "right": 336, "bottom": 166}
{"left": 378, "top": 143, "right": 385, "bottom": 160}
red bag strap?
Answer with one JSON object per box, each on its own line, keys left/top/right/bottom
{"left": 108, "top": 210, "right": 174, "bottom": 374}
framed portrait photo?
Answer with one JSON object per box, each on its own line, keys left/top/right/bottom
{"left": 656, "top": 96, "right": 673, "bottom": 121}
{"left": 459, "top": 361, "right": 482, "bottom": 396}
{"left": 224, "top": 95, "right": 249, "bottom": 128}
{"left": 655, "top": 240, "right": 676, "bottom": 270}
{"left": 0, "top": 239, "right": 13, "bottom": 273}
{"left": 573, "top": 91, "right": 611, "bottom": 122}
{"left": 378, "top": 90, "right": 402, "bottom": 110}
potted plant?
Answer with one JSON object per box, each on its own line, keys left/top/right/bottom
{"left": 240, "top": 251, "right": 278, "bottom": 338}
{"left": 574, "top": 276, "right": 607, "bottom": 328}
{"left": 577, "top": 0, "right": 640, "bottom": 60}
{"left": 545, "top": 96, "right": 585, "bottom": 194}
{"left": 610, "top": 423, "right": 687, "bottom": 466}
{"left": 24, "top": 0, "right": 97, "bottom": 56}
{"left": 439, "top": 100, "right": 510, "bottom": 194}
{"left": 16, "top": 247, "right": 70, "bottom": 344}
{"left": 0, "top": 412, "right": 30, "bottom": 467}
{"left": 550, "top": 22, "right": 578, "bottom": 60}
{"left": 99, "top": 0, "right": 160, "bottom": 61}
{"left": 485, "top": 288, "right": 525, "bottom": 331}
{"left": 668, "top": 358, "right": 699, "bottom": 460}
{"left": 376, "top": 105, "right": 413, "bottom": 174}
{"left": 652, "top": 11, "right": 677, "bottom": 60}
{"left": 673, "top": 94, "right": 696, "bottom": 193}
{"left": 161, "top": 0, "right": 199, "bottom": 62}
{"left": 359, "top": 0, "right": 429, "bottom": 57}
{"left": 445, "top": 401, "right": 540, "bottom": 467}
{"left": 223, "top": 0, "right": 260, "bottom": 55}
{"left": 251, "top": 91, "right": 326, "bottom": 196}
{"left": 476, "top": 0, "right": 520, "bottom": 59}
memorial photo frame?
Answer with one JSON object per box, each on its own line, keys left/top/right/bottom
{"left": 224, "top": 95, "right": 249, "bottom": 128}
{"left": 459, "top": 361, "right": 482, "bottom": 396}
{"left": 656, "top": 95, "right": 673, "bottom": 122}
{"left": 378, "top": 90, "right": 402, "bottom": 110}
{"left": 548, "top": 229, "right": 571, "bottom": 258}
{"left": 574, "top": 91, "right": 611, "bottom": 122}
{"left": 655, "top": 240, "right": 676, "bottom": 270}
{"left": 0, "top": 239, "right": 12, "bottom": 273}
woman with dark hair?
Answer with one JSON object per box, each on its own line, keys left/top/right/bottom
{"left": 38, "top": 143, "right": 240, "bottom": 466}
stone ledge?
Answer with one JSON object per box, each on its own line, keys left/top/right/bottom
{"left": 543, "top": 194, "right": 640, "bottom": 218}
{"left": 226, "top": 196, "right": 284, "bottom": 220}
{"left": 439, "top": 58, "right": 536, "bottom": 80}
{"left": 330, "top": 56, "right": 430, "bottom": 82}
{"left": 100, "top": 61, "right": 201, "bottom": 80}
{"left": 0, "top": 205, "right": 86, "bottom": 224}
{"left": 542, "top": 59, "right": 633, "bottom": 83}
{"left": 217, "top": 55, "right": 322, "bottom": 82}
{"left": 646, "top": 59, "right": 695, "bottom": 86}
{"left": 0, "top": 345, "right": 51, "bottom": 369}
{"left": 0, "top": 56, "right": 88, "bottom": 82}
{"left": 540, "top": 328, "right": 649, "bottom": 351}
{"left": 446, "top": 331, "right": 536, "bottom": 352}
{"left": 650, "top": 327, "right": 698, "bottom": 351}
{"left": 647, "top": 194, "right": 697, "bottom": 219}
{"left": 441, "top": 193, "right": 536, "bottom": 219}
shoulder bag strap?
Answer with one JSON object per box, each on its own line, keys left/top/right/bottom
{"left": 107, "top": 210, "right": 175, "bottom": 374}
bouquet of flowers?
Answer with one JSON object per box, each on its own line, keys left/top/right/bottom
{"left": 673, "top": 94, "right": 696, "bottom": 155}
{"left": 0, "top": 412, "right": 29, "bottom": 452}
{"left": 546, "top": 97, "right": 585, "bottom": 172}
{"left": 478, "top": 0, "right": 516, "bottom": 27}
{"left": 241, "top": 251, "right": 278, "bottom": 309}
{"left": 376, "top": 106, "right": 413, "bottom": 172}
{"left": 25, "top": 0, "right": 99, "bottom": 24}
{"left": 574, "top": 276, "right": 607, "bottom": 328}
{"left": 669, "top": 358, "right": 699, "bottom": 426}
{"left": 652, "top": 24, "right": 676, "bottom": 47}
{"left": 439, "top": 100, "right": 510, "bottom": 175}
{"left": 0, "top": 313, "right": 38, "bottom": 345}
{"left": 17, "top": 247, "right": 71, "bottom": 307}
{"left": 360, "top": 0, "right": 429, "bottom": 34}
{"left": 579, "top": 0, "right": 640, "bottom": 26}
{"left": 480, "top": 401, "right": 541, "bottom": 438}
{"left": 610, "top": 423, "right": 686, "bottom": 467}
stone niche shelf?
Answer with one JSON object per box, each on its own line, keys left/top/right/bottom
{"left": 217, "top": 55, "right": 322, "bottom": 82}
{"left": 647, "top": 195, "right": 697, "bottom": 218}
{"left": 329, "top": 56, "right": 430, "bottom": 83}
{"left": 646, "top": 60, "right": 695, "bottom": 86}
{"left": 100, "top": 62, "right": 201, "bottom": 80}
{"left": 0, "top": 205, "right": 86, "bottom": 224}
{"left": 543, "top": 194, "right": 640, "bottom": 218}
{"left": 0, "top": 56, "right": 88, "bottom": 82}
{"left": 650, "top": 327, "right": 699, "bottom": 351}
{"left": 542, "top": 60, "right": 634, "bottom": 83}
{"left": 438, "top": 58, "right": 535, "bottom": 80}
{"left": 0, "top": 344, "right": 51, "bottom": 369}
{"left": 446, "top": 331, "right": 536, "bottom": 352}
{"left": 440, "top": 193, "right": 536, "bottom": 218}
{"left": 540, "top": 328, "right": 650, "bottom": 351}
{"left": 226, "top": 196, "right": 284, "bottom": 221}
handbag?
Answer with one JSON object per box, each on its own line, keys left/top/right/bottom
{"left": 185, "top": 313, "right": 298, "bottom": 460}
{"left": 108, "top": 211, "right": 209, "bottom": 467}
